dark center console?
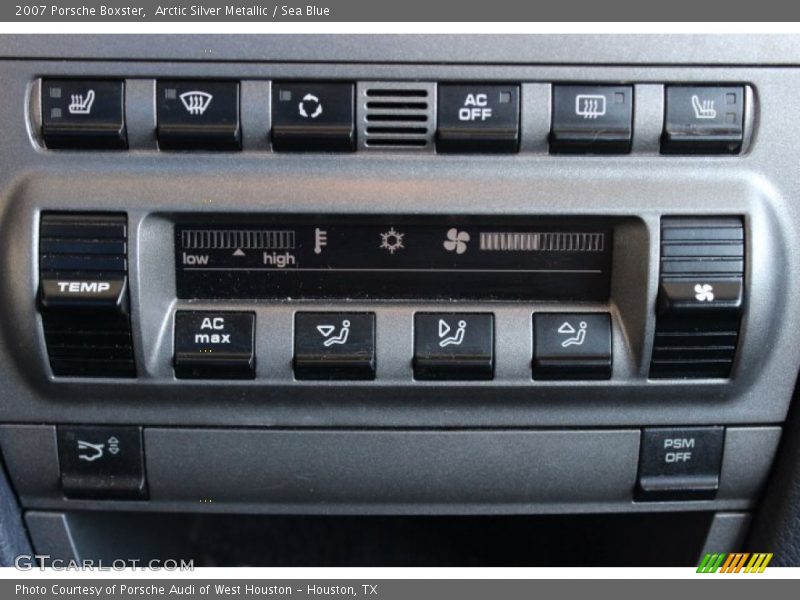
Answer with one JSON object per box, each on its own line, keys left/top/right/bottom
{"left": 0, "top": 34, "right": 798, "bottom": 566}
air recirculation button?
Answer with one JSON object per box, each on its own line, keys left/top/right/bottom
{"left": 38, "top": 213, "right": 135, "bottom": 378}
{"left": 649, "top": 217, "right": 744, "bottom": 379}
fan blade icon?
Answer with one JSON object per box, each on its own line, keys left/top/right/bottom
{"left": 443, "top": 228, "right": 470, "bottom": 254}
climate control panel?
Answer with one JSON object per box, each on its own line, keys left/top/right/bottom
{"left": 1, "top": 50, "right": 795, "bottom": 523}
{"left": 33, "top": 212, "right": 746, "bottom": 384}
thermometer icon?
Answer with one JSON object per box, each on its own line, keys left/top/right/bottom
{"left": 314, "top": 228, "right": 327, "bottom": 255}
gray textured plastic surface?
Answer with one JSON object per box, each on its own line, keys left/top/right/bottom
{"left": 0, "top": 460, "right": 31, "bottom": 566}
{"left": 24, "top": 512, "right": 78, "bottom": 561}
{"left": 0, "top": 424, "right": 780, "bottom": 514}
{"left": 0, "top": 59, "right": 788, "bottom": 429}
{"left": 0, "top": 36, "right": 797, "bottom": 517}
{"left": 699, "top": 512, "right": 752, "bottom": 559}
{"left": 144, "top": 429, "right": 640, "bottom": 509}
{"left": 1, "top": 35, "right": 800, "bottom": 65}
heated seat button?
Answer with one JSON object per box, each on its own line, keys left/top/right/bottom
{"left": 41, "top": 79, "right": 126, "bottom": 150}
{"left": 57, "top": 425, "right": 146, "bottom": 500}
{"left": 637, "top": 427, "right": 725, "bottom": 501}
{"left": 533, "top": 313, "right": 612, "bottom": 380}
{"left": 414, "top": 313, "right": 494, "bottom": 380}
{"left": 174, "top": 311, "right": 255, "bottom": 379}
{"left": 157, "top": 80, "right": 241, "bottom": 151}
{"left": 662, "top": 86, "right": 744, "bottom": 154}
{"left": 272, "top": 83, "right": 355, "bottom": 152}
{"left": 294, "top": 313, "right": 375, "bottom": 380}
{"left": 550, "top": 85, "right": 633, "bottom": 154}
{"left": 436, "top": 85, "right": 519, "bottom": 153}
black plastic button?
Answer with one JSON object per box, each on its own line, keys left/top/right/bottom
{"left": 651, "top": 217, "right": 744, "bottom": 380}
{"left": 294, "top": 313, "right": 375, "bottom": 380}
{"left": 39, "top": 213, "right": 135, "bottom": 378}
{"left": 157, "top": 80, "right": 241, "bottom": 151}
{"left": 550, "top": 85, "right": 633, "bottom": 154}
{"left": 637, "top": 427, "right": 725, "bottom": 501}
{"left": 414, "top": 313, "right": 494, "bottom": 380}
{"left": 533, "top": 313, "right": 612, "bottom": 380}
{"left": 41, "top": 79, "right": 127, "bottom": 150}
{"left": 174, "top": 311, "right": 255, "bottom": 379}
{"left": 57, "top": 425, "right": 146, "bottom": 500}
{"left": 272, "top": 83, "right": 355, "bottom": 152}
{"left": 662, "top": 86, "right": 744, "bottom": 155}
{"left": 436, "top": 85, "right": 519, "bottom": 153}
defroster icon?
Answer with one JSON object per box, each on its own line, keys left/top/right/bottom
{"left": 180, "top": 91, "right": 213, "bottom": 116}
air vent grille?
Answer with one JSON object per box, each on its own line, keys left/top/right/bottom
{"left": 357, "top": 82, "right": 436, "bottom": 151}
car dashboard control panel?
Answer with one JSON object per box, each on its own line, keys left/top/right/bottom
{"left": 0, "top": 42, "right": 795, "bottom": 526}
{"left": 37, "top": 77, "right": 751, "bottom": 155}
{"left": 36, "top": 212, "right": 744, "bottom": 384}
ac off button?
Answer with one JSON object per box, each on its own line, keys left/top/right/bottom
{"left": 436, "top": 84, "right": 520, "bottom": 153}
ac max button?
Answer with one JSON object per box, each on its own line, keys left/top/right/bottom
{"left": 174, "top": 311, "right": 255, "bottom": 379}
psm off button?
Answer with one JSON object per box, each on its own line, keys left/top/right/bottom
{"left": 174, "top": 311, "right": 255, "bottom": 379}
{"left": 437, "top": 85, "right": 520, "bottom": 153}
{"left": 637, "top": 426, "right": 725, "bottom": 501}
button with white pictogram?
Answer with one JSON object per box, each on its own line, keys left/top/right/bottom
{"left": 414, "top": 314, "right": 494, "bottom": 380}
{"left": 272, "top": 83, "right": 355, "bottom": 152}
{"left": 550, "top": 85, "right": 633, "bottom": 154}
{"left": 57, "top": 425, "right": 147, "bottom": 500}
{"left": 533, "top": 313, "right": 612, "bottom": 380}
{"left": 157, "top": 80, "right": 241, "bottom": 151}
{"left": 41, "top": 79, "right": 127, "bottom": 149}
{"left": 294, "top": 313, "right": 376, "bottom": 380}
{"left": 662, "top": 86, "right": 745, "bottom": 154}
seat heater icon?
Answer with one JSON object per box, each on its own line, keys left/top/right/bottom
{"left": 317, "top": 320, "right": 350, "bottom": 347}
{"left": 68, "top": 89, "right": 95, "bottom": 115}
{"left": 438, "top": 319, "right": 467, "bottom": 347}
{"left": 691, "top": 95, "right": 717, "bottom": 120}
{"left": 179, "top": 91, "right": 213, "bottom": 116}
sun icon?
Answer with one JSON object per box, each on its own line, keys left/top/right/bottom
{"left": 380, "top": 227, "right": 405, "bottom": 254}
